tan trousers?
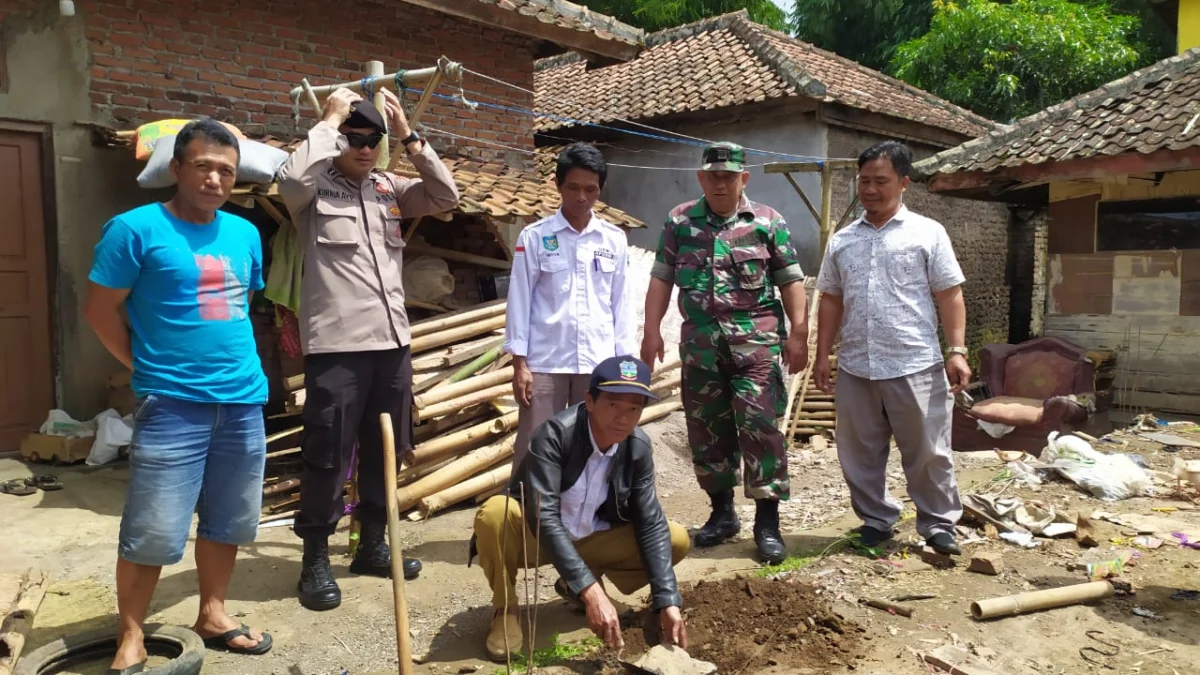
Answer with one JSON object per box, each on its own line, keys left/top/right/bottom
{"left": 512, "top": 373, "right": 592, "bottom": 471}
{"left": 474, "top": 495, "right": 691, "bottom": 609}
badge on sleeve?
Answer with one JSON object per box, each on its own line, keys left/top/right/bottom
{"left": 389, "top": 206, "right": 401, "bottom": 217}
{"left": 542, "top": 235, "right": 559, "bottom": 252}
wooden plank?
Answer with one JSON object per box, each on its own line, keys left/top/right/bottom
{"left": 1043, "top": 314, "right": 1200, "bottom": 339}
{"left": 1047, "top": 195, "right": 1098, "bottom": 254}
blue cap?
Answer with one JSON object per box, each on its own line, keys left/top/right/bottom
{"left": 590, "top": 356, "right": 659, "bottom": 401}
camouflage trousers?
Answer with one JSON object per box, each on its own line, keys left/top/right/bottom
{"left": 680, "top": 356, "right": 789, "bottom": 500}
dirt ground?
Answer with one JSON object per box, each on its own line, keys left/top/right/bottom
{"left": 2, "top": 411, "right": 1199, "bottom": 675}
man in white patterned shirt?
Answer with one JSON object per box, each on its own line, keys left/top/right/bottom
{"left": 814, "top": 140, "right": 970, "bottom": 556}
{"left": 505, "top": 143, "right": 636, "bottom": 471}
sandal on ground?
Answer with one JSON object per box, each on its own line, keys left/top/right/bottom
{"left": 200, "top": 624, "right": 273, "bottom": 655}
{"left": 1, "top": 479, "right": 37, "bottom": 496}
{"left": 554, "top": 578, "right": 585, "bottom": 612}
{"left": 26, "top": 475, "right": 63, "bottom": 491}
{"left": 104, "top": 661, "right": 146, "bottom": 675}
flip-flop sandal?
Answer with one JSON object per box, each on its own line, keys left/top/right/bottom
{"left": 105, "top": 660, "right": 146, "bottom": 675}
{"left": 26, "top": 475, "right": 63, "bottom": 491}
{"left": 1, "top": 479, "right": 36, "bottom": 496}
{"left": 554, "top": 578, "right": 585, "bottom": 611}
{"left": 201, "top": 624, "right": 273, "bottom": 655}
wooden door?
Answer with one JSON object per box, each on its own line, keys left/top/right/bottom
{"left": 0, "top": 131, "right": 53, "bottom": 452}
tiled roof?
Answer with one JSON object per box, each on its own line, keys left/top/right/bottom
{"left": 534, "top": 11, "right": 993, "bottom": 139}
{"left": 915, "top": 48, "right": 1200, "bottom": 179}
{"left": 395, "top": 156, "right": 644, "bottom": 228}
{"left": 484, "top": 0, "right": 643, "bottom": 48}
{"left": 95, "top": 128, "right": 643, "bottom": 228}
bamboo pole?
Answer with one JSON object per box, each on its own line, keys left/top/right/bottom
{"left": 649, "top": 370, "right": 682, "bottom": 395}
{"left": 405, "top": 241, "right": 511, "bottom": 270}
{"left": 410, "top": 300, "right": 506, "bottom": 338}
{"left": 395, "top": 434, "right": 516, "bottom": 512}
{"left": 416, "top": 383, "right": 510, "bottom": 422}
{"left": 406, "top": 411, "right": 519, "bottom": 466}
{"left": 413, "top": 335, "right": 505, "bottom": 371}
{"left": 398, "top": 455, "right": 457, "bottom": 485}
{"left": 284, "top": 374, "right": 305, "bottom": 392}
{"left": 410, "top": 314, "right": 506, "bottom": 354}
{"left": 379, "top": 413, "right": 414, "bottom": 675}
{"left": 287, "top": 63, "right": 454, "bottom": 101}
{"left": 782, "top": 284, "right": 821, "bottom": 436}
{"left": 971, "top": 581, "right": 1114, "bottom": 620}
{"left": 0, "top": 568, "right": 49, "bottom": 675}
{"left": 263, "top": 478, "right": 300, "bottom": 497}
{"left": 640, "top": 397, "right": 682, "bottom": 425}
{"left": 367, "top": 60, "right": 390, "bottom": 171}
{"left": 267, "top": 425, "right": 303, "bottom": 444}
{"left": 428, "top": 345, "right": 503, "bottom": 392}
{"left": 416, "top": 366, "right": 514, "bottom": 409}
{"left": 300, "top": 78, "right": 322, "bottom": 116}
{"left": 418, "top": 462, "right": 512, "bottom": 518}
{"left": 653, "top": 351, "right": 682, "bottom": 377}
{"left": 474, "top": 484, "right": 506, "bottom": 505}
{"left": 412, "top": 406, "right": 490, "bottom": 444}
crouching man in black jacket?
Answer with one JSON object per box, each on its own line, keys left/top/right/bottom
{"left": 472, "top": 356, "right": 690, "bottom": 661}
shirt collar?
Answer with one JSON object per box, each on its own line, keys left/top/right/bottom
{"left": 552, "top": 207, "right": 597, "bottom": 234}
{"left": 587, "top": 422, "right": 619, "bottom": 457}
{"left": 690, "top": 195, "right": 755, "bottom": 225}
{"left": 855, "top": 204, "right": 910, "bottom": 230}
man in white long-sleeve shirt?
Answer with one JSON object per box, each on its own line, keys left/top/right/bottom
{"left": 506, "top": 143, "right": 635, "bottom": 470}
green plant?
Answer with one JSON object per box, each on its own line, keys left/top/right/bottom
{"left": 494, "top": 634, "right": 603, "bottom": 674}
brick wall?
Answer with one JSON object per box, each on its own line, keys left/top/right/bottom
{"left": 826, "top": 126, "right": 1014, "bottom": 352}
{"left": 2, "top": 0, "right": 537, "bottom": 167}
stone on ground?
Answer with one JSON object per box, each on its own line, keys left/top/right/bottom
{"left": 633, "top": 644, "right": 719, "bottom": 675}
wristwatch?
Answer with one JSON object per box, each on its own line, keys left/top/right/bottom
{"left": 947, "top": 346, "right": 969, "bottom": 358}
{"left": 400, "top": 130, "right": 421, "bottom": 148}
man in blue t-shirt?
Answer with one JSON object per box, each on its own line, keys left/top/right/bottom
{"left": 85, "top": 119, "right": 272, "bottom": 674}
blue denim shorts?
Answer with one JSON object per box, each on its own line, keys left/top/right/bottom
{"left": 118, "top": 394, "right": 266, "bottom": 566}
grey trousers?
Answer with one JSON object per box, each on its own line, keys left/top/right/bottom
{"left": 834, "top": 364, "right": 962, "bottom": 538}
{"left": 512, "top": 372, "right": 592, "bottom": 472}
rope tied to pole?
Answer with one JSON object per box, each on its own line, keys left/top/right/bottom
{"left": 360, "top": 75, "right": 376, "bottom": 100}
{"left": 394, "top": 69, "right": 407, "bottom": 95}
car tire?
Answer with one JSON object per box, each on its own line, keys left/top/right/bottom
{"left": 14, "top": 623, "right": 204, "bottom": 675}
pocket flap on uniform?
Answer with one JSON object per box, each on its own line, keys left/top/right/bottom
{"left": 731, "top": 244, "right": 769, "bottom": 263}
{"left": 539, "top": 256, "right": 568, "bottom": 273}
{"left": 315, "top": 200, "right": 359, "bottom": 218}
{"left": 314, "top": 201, "right": 361, "bottom": 246}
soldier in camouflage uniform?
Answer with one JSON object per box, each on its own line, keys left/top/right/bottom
{"left": 641, "top": 142, "right": 809, "bottom": 565}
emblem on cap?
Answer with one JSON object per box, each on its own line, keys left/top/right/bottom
{"left": 542, "top": 235, "right": 559, "bottom": 252}
{"left": 619, "top": 360, "right": 638, "bottom": 381}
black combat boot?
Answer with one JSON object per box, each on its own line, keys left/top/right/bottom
{"left": 693, "top": 490, "right": 740, "bottom": 547}
{"left": 297, "top": 536, "right": 341, "bottom": 611}
{"left": 349, "top": 520, "right": 422, "bottom": 580}
{"left": 753, "top": 499, "right": 787, "bottom": 565}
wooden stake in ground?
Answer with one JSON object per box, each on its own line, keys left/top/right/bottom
{"left": 379, "top": 413, "right": 413, "bottom": 675}
{"left": 0, "top": 568, "right": 50, "bottom": 675}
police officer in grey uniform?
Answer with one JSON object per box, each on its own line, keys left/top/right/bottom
{"left": 278, "top": 87, "right": 460, "bottom": 611}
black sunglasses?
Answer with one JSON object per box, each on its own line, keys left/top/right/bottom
{"left": 345, "top": 133, "right": 384, "bottom": 150}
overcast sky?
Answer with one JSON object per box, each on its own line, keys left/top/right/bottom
{"left": 769, "top": 0, "right": 793, "bottom": 14}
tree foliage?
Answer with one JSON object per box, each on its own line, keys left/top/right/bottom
{"left": 577, "top": 0, "right": 788, "bottom": 33}
{"left": 790, "top": 0, "right": 934, "bottom": 72}
{"left": 889, "top": 0, "right": 1151, "bottom": 122}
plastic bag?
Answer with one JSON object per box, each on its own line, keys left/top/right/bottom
{"left": 87, "top": 409, "right": 134, "bottom": 466}
{"left": 1042, "top": 431, "right": 1152, "bottom": 501}
{"left": 137, "top": 135, "right": 289, "bottom": 189}
{"left": 39, "top": 409, "right": 96, "bottom": 438}
{"left": 402, "top": 255, "right": 456, "bottom": 305}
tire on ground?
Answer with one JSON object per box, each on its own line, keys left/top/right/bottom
{"left": 14, "top": 623, "right": 204, "bottom": 675}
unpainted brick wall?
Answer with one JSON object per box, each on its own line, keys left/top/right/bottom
{"left": 2, "top": 0, "right": 537, "bottom": 167}
{"left": 826, "top": 127, "right": 1013, "bottom": 351}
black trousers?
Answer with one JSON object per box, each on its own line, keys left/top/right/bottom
{"left": 294, "top": 348, "right": 413, "bottom": 538}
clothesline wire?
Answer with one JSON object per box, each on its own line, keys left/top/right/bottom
{"left": 460, "top": 66, "right": 859, "bottom": 165}
{"left": 424, "top": 124, "right": 771, "bottom": 172}
{"left": 335, "top": 69, "right": 854, "bottom": 163}
{"left": 410, "top": 85, "right": 838, "bottom": 164}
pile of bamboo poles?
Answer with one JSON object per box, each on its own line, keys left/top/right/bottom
{"left": 261, "top": 299, "right": 686, "bottom": 523}
{"left": 785, "top": 353, "right": 838, "bottom": 439}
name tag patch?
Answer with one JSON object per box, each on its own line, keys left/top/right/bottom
{"left": 542, "top": 235, "right": 560, "bottom": 252}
